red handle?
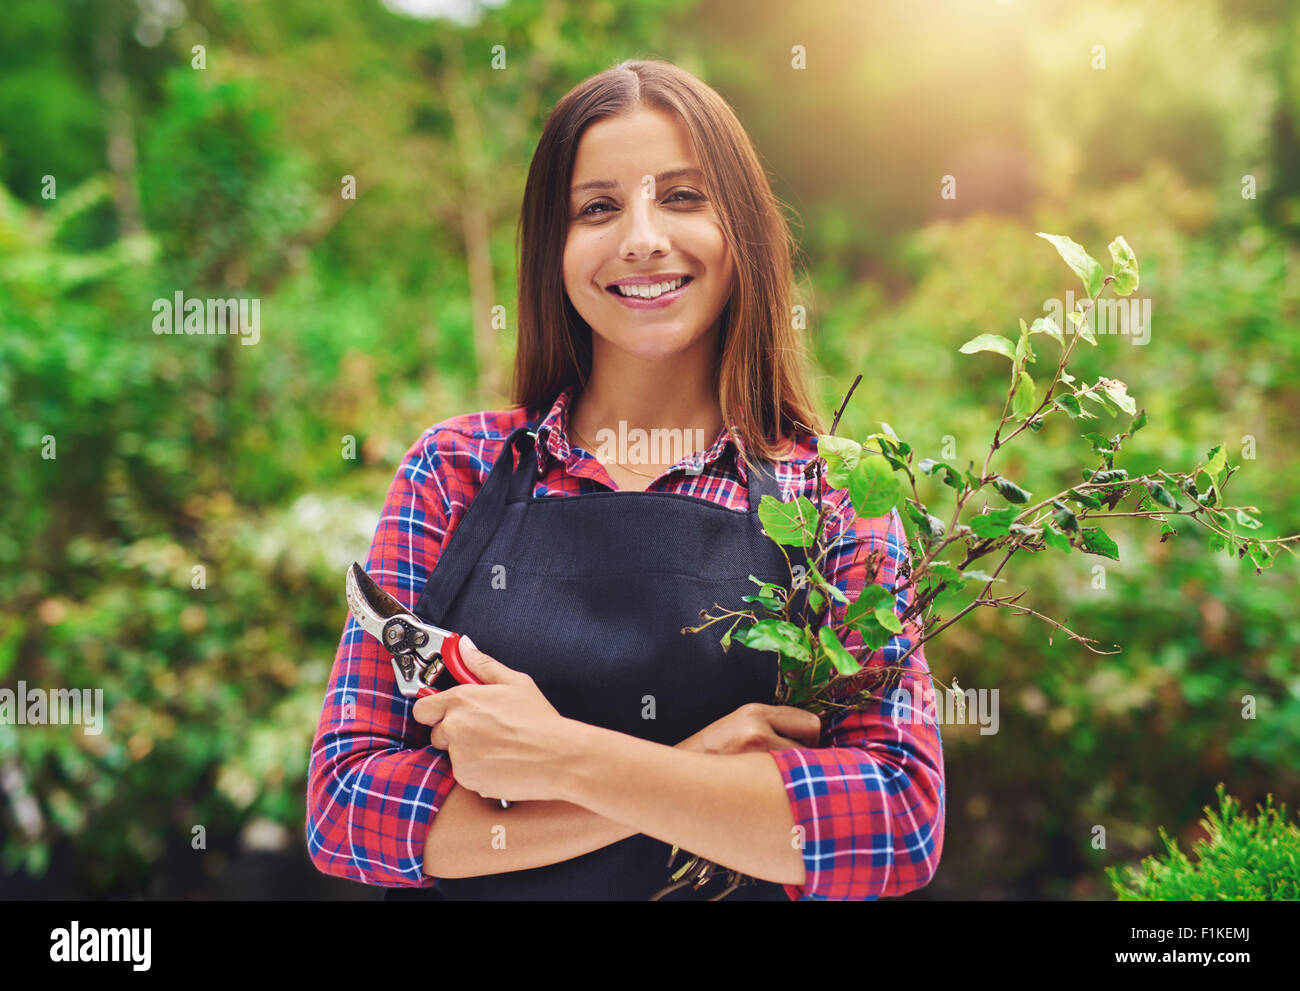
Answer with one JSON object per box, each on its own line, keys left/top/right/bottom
{"left": 440, "top": 633, "right": 482, "bottom": 686}
{"left": 414, "top": 634, "right": 480, "bottom": 698}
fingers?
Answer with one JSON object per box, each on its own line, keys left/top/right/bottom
{"left": 768, "top": 733, "right": 807, "bottom": 751}
{"left": 429, "top": 725, "right": 448, "bottom": 751}
{"left": 763, "top": 705, "right": 825, "bottom": 747}
{"left": 412, "top": 692, "right": 449, "bottom": 727}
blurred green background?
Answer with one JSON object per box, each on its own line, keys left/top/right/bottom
{"left": 1, "top": 0, "right": 1297, "bottom": 899}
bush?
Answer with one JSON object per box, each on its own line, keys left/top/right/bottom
{"left": 1107, "top": 783, "right": 1300, "bottom": 900}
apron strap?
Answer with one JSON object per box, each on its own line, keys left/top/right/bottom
{"left": 506, "top": 426, "right": 544, "bottom": 503}
{"left": 413, "top": 422, "right": 537, "bottom": 625}
{"left": 745, "top": 449, "right": 815, "bottom": 621}
{"left": 745, "top": 456, "right": 783, "bottom": 512}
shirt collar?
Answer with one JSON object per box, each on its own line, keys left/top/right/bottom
{"left": 532, "top": 384, "right": 752, "bottom": 481}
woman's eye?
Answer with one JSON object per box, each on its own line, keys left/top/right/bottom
{"left": 577, "top": 190, "right": 704, "bottom": 218}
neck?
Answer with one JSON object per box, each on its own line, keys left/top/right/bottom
{"left": 570, "top": 341, "right": 726, "bottom": 463}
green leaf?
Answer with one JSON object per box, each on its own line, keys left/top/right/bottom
{"left": 1052, "top": 499, "right": 1079, "bottom": 532}
{"left": 857, "top": 619, "right": 895, "bottom": 652}
{"left": 844, "top": 585, "right": 893, "bottom": 629}
{"left": 1129, "top": 408, "right": 1148, "bottom": 435}
{"left": 847, "top": 454, "right": 902, "bottom": 517}
{"left": 1037, "top": 232, "right": 1105, "bottom": 298}
{"left": 930, "top": 559, "right": 972, "bottom": 582}
{"left": 1069, "top": 488, "right": 1103, "bottom": 509}
{"left": 757, "top": 494, "right": 820, "bottom": 548}
{"left": 1080, "top": 526, "right": 1120, "bottom": 561}
{"left": 1015, "top": 325, "right": 1036, "bottom": 366}
{"left": 1073, "top": 311, "right": 1098, "bottom": 346}
{"left": 809, "top": 562, "right": 849, "bottom": 605}
{"left": 904, "top": 499, "right": 929, "bottom": 530}
{"left": 873, "top": 443, "right": 910, "bottom": 474}
{"left": 1042, "top": 525, "right": 1073, "bottom": 553}
{"left": 1053, "top": 394, "right": 1083, "bottom": 418}
{"left": 1083, "top": 387, "right": 1120, "bottom": 418}
{"left": 808, "top": 587, "right": 825, "bottom": 615}
{"left": 1081, "top": 431, "right": 1113, "bottom": 454}
{"left": 969, "top": 506, "right": 1019, "bottom": 538}
{"left": 992, "top": 476, "right": 1032, "bottom": 504}
{"left": 818, "top": 626, "right": 861, "bottom": 676}
{"left": 1012, "top": 370, "right": 1037, "bottom": 420}
{"left": 741, "top": 592, "right": 784, "bottom": 613}
{"left": 1107, "top": 236, "right": 1139, "bottom": 296}
{"left": 958, "top": 334, "right": 1016, "bottom": 361}
{"left": 1099, "top": 379, "right": 1137, "bottom": 416}
{"left": 1246, "top": 539, "right": 1273, "bottom": 570}
{"left": 1146, "top": 482, "right": 1181, "bottom": 511}
{"left": 1029, "top": 316, "right": 1066, "bottom": 347}
{"left": 1235, "top": 509, "right": 1262, "bottom": 530}
{"left": 1200, "top": 444, "right": 1227, "bottom": 488}
{"left": 873, "top": 605, "right": 903, "bottom": 634}
{"left": 747, "top": 575, "right": 785, "bottom": 598}
{"left": 918, "top": 458, "right": 964, "bottom": 491}
{"left": 818, "top": 435, "right": 862, "bottom": 487}
{"left": 732, "top": 619, "right": 811, "bottom": 663}
{"left": 1084, "top": 468, "right": 1129, "bottom": 485}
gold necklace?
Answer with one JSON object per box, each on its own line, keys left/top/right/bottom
{"left": 569, "top": 423, "right": 664, "bottom": 479}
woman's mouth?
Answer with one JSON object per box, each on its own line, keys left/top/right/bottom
{"left": 606, "top": 275, "right": 694, "bottom": 310}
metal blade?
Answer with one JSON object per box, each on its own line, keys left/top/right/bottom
{"left": 348, "top": 562, "right": 409, "bottom": 620}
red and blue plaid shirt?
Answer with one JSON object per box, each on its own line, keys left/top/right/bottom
{"left": 307, "top": 385, "right": 945, "bottom": 900}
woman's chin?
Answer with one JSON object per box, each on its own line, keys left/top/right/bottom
{"left": 602, "top": 326, "right": 715, "bottom": 363}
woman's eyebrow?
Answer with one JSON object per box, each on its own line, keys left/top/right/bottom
{"left": 570, "top": 167, "right": 704, "bottom": 198}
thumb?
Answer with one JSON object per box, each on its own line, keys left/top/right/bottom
{"left": 456, "top": 635, "right": 514, "bottom": 682}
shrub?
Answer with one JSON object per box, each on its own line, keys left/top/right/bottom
{"left": 1107, "top": 783, "right": 1300, "bottom": 900}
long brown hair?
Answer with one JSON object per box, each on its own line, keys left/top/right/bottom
{"left": 512, "top": 57, "right": 825, "bottom": 467}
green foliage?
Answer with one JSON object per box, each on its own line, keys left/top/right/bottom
{"left": 689, "top": 224, "right": 1299, "bottom": 899}
{"left": 1107, "top": 785, "right": 1300, "bottom": 900}
{"left": 1, "top": 0, "right": 1298, "bottom": 901}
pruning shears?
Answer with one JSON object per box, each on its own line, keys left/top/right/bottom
{"left": 345, "top": 561, "right": 509, "bottom": 808}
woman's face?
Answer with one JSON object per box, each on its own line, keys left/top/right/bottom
{"left": 563, "top": 105, "right": 735, "bottom": 365}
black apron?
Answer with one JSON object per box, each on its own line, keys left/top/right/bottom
{"left": 385, "top": 419, "right": 809, "bottom": 900}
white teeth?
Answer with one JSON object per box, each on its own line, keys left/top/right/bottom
{"left": 614, "top": 276, "right": 687, "bottom": 298}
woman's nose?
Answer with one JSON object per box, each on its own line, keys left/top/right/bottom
{"left": 618, "top": 194, "right": 671, "bottom": 257}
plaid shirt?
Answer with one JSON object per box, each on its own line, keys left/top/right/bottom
{"left": 307, "top": 385, "right": 945, "bottom": 900}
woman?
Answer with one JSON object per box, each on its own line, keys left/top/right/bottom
{"left": 307, "top": 58, "right": 944, "bottom": 901}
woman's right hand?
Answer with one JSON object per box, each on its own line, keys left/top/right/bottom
{"left": 675, "top": 702, "right": 823, "bottom": 756}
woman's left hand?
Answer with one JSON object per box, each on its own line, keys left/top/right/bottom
{"left": 412, "top": 638, "right": 577, "bottom": 803}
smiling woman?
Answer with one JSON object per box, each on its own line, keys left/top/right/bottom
{"left": 306, "top": 57, "right": 945, "bottom": 902}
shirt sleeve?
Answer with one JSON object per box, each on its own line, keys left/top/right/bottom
{"left": 305, "top": 427, "right": 460, "bottom": 887}
{"left": 767, "top": 501, "right": 946, "bottom": 900}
